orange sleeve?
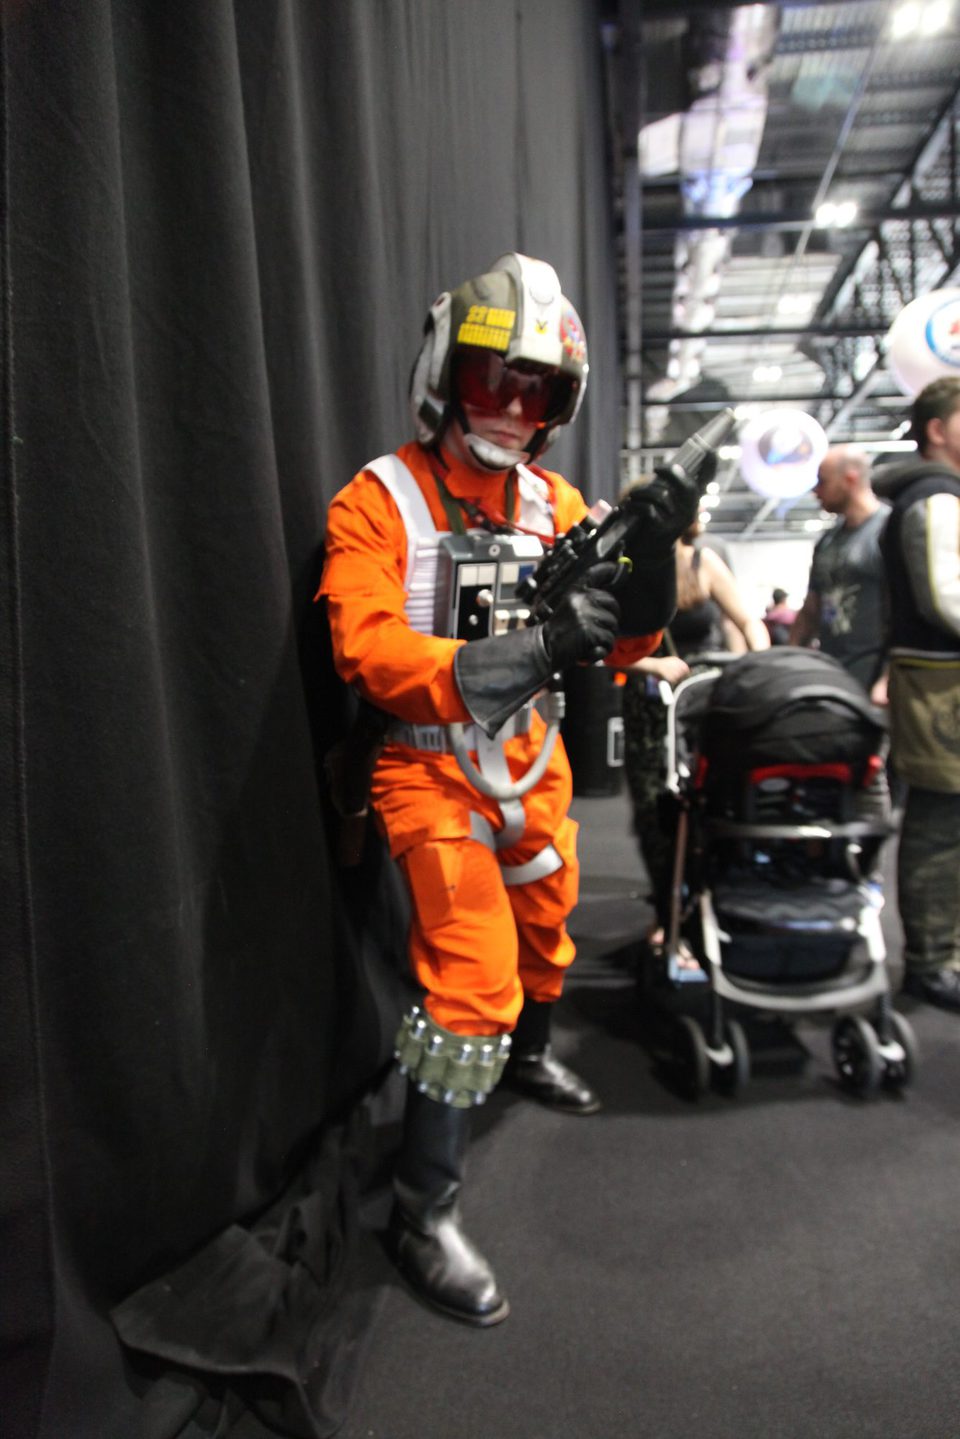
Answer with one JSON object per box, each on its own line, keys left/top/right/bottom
{"left": 607, "top": 633, "right": 664, "bottom": 667}
{"left": 317, "top": 470, "right": 472, "bottom": 725}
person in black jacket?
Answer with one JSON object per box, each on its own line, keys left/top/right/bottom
{"left": 873, "top": 377, "right": 960, "bottom": 1013}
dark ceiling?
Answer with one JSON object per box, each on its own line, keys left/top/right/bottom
{"left": 603, "top": 0, "right": 960, "bottom": 538}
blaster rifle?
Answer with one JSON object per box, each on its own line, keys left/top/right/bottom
{"left": 516, "top": 408, "right": 738, "bottom": 620}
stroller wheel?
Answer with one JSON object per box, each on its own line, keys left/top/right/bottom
{"left": 713, "top": 1018, "right": 751, "bottom": 1096}
{"left": 881, "top": 1010, "right": 919, "bottom": 1090}
{"left": 831, "top": 1015, "right": 882, "bottom": 1097}
{"left": 673, "top": 1015, "right": 710, "bottom": 1099}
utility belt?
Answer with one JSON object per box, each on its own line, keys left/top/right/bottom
{"left": 386, "top": 701, "right": 560, "bottom": 887}
{"left": 387, "top": 703, "right": 534, "bottom": 755}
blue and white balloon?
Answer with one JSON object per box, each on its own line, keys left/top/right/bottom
{"left": 887, "top": 288, "right": 960, "bottom": 397}
{"left": 739, "top": 409, "right": 828, "bottom": 499}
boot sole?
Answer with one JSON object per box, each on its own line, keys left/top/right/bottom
{"left": 504, "top": 1080, "right": 602, "bottom": 1115}
{"left": 394, "top": 1262, "right": 511, "bottom": 1327}
{"left": 383, "top": 1228, "right": 511, "bottom": 1327}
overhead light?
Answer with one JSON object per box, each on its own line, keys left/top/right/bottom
{"left": 921, "top": 0, "right": 952, "bottom": 32}
{"left": 804, "top": 518, "right": 825, "bottom": 533}
{"left": 858, "top": 439, "right": 918, "bottom": 453}
{"left": 815, "top": 199, "right": 859, "bottom": 228}
{"left": 717, "top": 446, "right": 741, "bottom": 462}
{"left": 698, "top": 509, "right": 712, "bottom": 526}
{"left": 777, "top": 293, "right": 816, "bottom": 316}
{"left": 891, "top": 1, "right": 951, "bottom": 36}
{"left": 892, "top": 2, "right": 922, "bottom": 35}
{"left": 700, "top": 491, "right": 721, "bottom": 509}
{"left": 752, "top": 364, "right": 782, "bottom": 383}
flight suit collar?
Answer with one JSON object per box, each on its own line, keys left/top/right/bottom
{"left": 434, "top": 445, "right": 515, "bottom": 516}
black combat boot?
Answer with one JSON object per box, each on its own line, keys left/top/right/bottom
{"left": 386, "top": 1083, "right": 509, "bottom": 1326}
{"left": 504, "top": 997, "right": 601, "bottom": 1114}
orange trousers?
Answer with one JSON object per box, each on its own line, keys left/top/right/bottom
{"left": 398, "top": 817, "right": 579, "bottom": 1034}
{"left": 372, "top": 721, "right": 580, "bottom": 1035}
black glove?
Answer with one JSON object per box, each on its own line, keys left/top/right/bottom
{"left": 623, "top": 463, "right": 701, "bottom": 561}
{"left": 542, "top": 569, "right": 620, "bottom": 669}
{"left": 453, "top": 563, "right": 620, "bottom": 739}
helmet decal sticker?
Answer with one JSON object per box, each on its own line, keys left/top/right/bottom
{"left": 457, "top": 303, "right": 515, "bottom": 351}
{"left": 560, "top": 307, "right": 586, "bottom": 364}
{"left": 469, "top": 305, "right": 514, "bottom": 328}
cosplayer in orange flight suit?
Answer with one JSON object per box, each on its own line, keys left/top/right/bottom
{"left": 319, "top": 254, "right": 699, "bottom": 1328}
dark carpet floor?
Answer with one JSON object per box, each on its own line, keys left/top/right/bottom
{"left": 337, "top": 786, "right": 960, "bottom": 1439}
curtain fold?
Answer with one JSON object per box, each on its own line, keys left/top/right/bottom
{"left": 1, "top": 3, "right": 619, "bottom": 1435}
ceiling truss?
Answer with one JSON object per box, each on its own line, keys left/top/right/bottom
{"left": 607, "top": 0, "right": 960, "bottom": 538}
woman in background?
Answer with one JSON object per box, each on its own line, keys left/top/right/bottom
{"left": 623, "top": 523, "right": 769, "bottom": 961}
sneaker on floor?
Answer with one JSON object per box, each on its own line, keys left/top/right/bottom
{"left": 902, "top": 967, "right": 960, "bottom": 1013}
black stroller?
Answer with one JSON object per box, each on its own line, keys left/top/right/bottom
{"left": 646, "top": 647, "right": 917, "bottom": 1099}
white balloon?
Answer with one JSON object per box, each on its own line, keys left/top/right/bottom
{"left": 887, "top": 288, "right": 960, "bottom": 397}
{"left": 739, "top": 409, "right": 828, "bottom": 499}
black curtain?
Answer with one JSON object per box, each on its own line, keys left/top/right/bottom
{"left": 1, "top": 3, "right": 620, "bottom": 1436}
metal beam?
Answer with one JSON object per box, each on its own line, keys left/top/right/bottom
{"left": 740, "top": 497, "right": 781, "bottom": 540}
{"left": 643, "top": 324, "right": 885, "bottom": 343}
{"left": 641, "top": 202, "right": 960, "bottom": 234}
{"left": 818, "top": 246, "right": 960, "bottom": 434}
{"left": 638, "top": 0, "right": 875, "bottom": 12}
{"left": 642, "top": 394, "right": 908, "bottom": 411}
{"left": 774, "top": 26, "right": 881, "bottom": 55}
{"left": 642, "top": 166, "right": 909, "bottom": 187}
{"left": 825, "top": 366, "right": 885, "bottom": 436}
{"left": 817, "top": 83, "right": 960, "bottom": 324}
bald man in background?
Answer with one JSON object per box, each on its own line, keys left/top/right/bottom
{"left": 791, "top": 445, "right": 890, "bottom": 692}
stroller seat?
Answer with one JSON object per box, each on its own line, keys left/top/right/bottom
{"left": 712, "top": 869, "right": 877, "bottom": 986}
{"left": 712, "top": 869, "right": 870, "bottom": 930}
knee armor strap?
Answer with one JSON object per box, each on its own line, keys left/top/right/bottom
{"left": 395, "top": 1005, "right": 512, "bottom": 1108}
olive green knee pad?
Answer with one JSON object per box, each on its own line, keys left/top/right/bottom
{"left": 394, "top": 1006, "right": 511, "bottom": 1108}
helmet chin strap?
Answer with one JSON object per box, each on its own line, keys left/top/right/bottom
{"left": 449, "top": 399, "right": 533, "bottom": 472}
{"left": 464, "top": 431, "right": 530, "bottom": 471}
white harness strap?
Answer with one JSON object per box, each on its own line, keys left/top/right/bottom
{"left": 469, "top": 812, "right": 563, "bottom": 886}
{"left": 367, "top": 454, "right": 555, "bottom": 566}
{"left": 515, "top": 463, "right": 556, "bottom": 539}
{"left": 474, "top": 732, "right": 526, "bottom": 845}
{"left": 364, "top": 454, "right": 439, "bottom": 635}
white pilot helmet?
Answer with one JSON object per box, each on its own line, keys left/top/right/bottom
{"left": 408, "top": 252, "right": 589, "bottom": 470}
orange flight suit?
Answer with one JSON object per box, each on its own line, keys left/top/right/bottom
{"left": 319, "top": 441, "right": 660, "bottom": 1035}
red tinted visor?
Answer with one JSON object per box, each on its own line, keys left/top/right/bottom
{"left": 453, "top": 346, "right": 575, "bottom": 426}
